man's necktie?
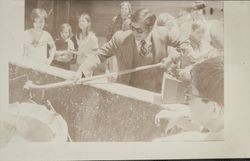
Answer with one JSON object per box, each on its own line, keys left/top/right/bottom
{"left": 140, "top": 40, "right": 148, "bottom": 57}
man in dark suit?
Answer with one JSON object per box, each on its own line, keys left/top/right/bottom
{"left": 73, "top": 8, "right": 193, "bottom": 93}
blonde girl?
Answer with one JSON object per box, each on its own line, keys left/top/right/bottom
{"left": 23, "top": 8, "right": 55, "bottom": 65}
{"left": 71, "top": 13, "right": 99, "bottom": 71}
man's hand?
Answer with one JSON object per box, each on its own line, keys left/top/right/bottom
{"left": 160, "top": 57, "right": 173, "bottom": 70}
{"left": 165, "top": 117, "right": 201, "bottom": 136}
{"left": 155, "top": 110, "right": 171, "bottom": 127}
{"left": 160, "top": 51, "right": 181, "bottom": 70}
{"left": 155, "top": 111, "right": 188, "bottom": 136}
{"left": 70, "top": 70, "right": 84, "bottom": 82}
{"left": 177, "top": 67, "right": 192, "bottom": 81}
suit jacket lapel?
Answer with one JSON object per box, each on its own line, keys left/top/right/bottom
{"left": 118, "top": 33, "right": 135, "bottom": 69}
{"left": 151, "top": 28, "right": 168, "bottom": 63}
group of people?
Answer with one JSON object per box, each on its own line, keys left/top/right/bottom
{"left": 22, "top": 1, "right": 224, "bottom": 140}
{"left": 23, "top": 8, "right": 98, "bottom": 71}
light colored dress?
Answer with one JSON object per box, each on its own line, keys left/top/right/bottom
{"left": 76, "top": 32, "right": 98, "bottom": 65}
{"left": 23, "top": 29, "right": 55, "bottom": 64}
{"left": 70, "top": 31, "right": 99, "bottom": 71}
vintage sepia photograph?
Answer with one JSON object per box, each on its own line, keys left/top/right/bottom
{"left": 4, "top": 0, "right": 224, "bottom": 144}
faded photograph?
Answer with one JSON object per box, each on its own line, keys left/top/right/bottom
{"left": 5, "top": 0, "right": 224, "bottom": 143}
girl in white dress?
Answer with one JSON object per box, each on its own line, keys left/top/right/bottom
{"left": 71, "top": 13, "right": 99, "bottom": 71}
{"left": 23, "top": 8, "right": 55, "bottom": 65}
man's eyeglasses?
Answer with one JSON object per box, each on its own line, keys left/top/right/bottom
{"left": 130, "top": 24, "right": 145, "bottom": 34}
